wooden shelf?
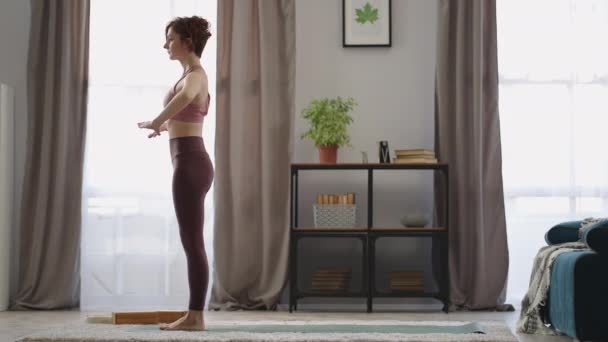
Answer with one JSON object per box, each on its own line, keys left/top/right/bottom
{"left": 289, "top": 164, "right": 450, "bottom": 313}
{"left": 370, "top": 227, "right": 447, "bottom": 231}
{"left": 292, "top": 227, "right": 447, "bottom": 232}
{"left": 291, "top": 163, "right": 448, "bottom": 170}
{"left": 373, "top": 291, "right": 440, "bottom": 298}
{"left": 297, "top": 291, "right": 366, "bottom": 298}
{"left": 292, "top": 227, "right": 368, "bottom": 231}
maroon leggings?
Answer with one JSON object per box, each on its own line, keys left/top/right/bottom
{"left": 170, "top": 136, "right": 214, "bottom": 310}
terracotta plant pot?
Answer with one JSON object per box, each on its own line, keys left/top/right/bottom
{"left": 318, "top": 145, "right": 338, "bottom": 164}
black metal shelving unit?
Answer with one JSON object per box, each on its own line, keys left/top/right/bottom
{"left": 288, "top": 163, "right": 450, "bottom": 313}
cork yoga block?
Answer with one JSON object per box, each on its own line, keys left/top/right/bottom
{"left": 103, "top": 310, "right": 187, "bottom": 324}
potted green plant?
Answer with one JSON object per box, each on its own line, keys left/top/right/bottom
{"left": 300, "top": 96, "right": 358, "bottom": 164}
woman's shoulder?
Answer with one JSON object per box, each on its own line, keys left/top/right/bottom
{"left": 185, "top": 67, "right": 207, "bottom": 82}
{"left": 191, "top": 66, "right": 207, "bottom": 79}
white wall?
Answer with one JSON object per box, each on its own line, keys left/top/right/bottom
{"left": 0, "top": 0, "right": 30, "bottom": 308}
{"left": 288, "top": 0, "right": 439, "bottom": 308}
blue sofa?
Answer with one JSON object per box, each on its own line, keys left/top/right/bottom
{"left": 545, "top": 220, "right": 608, "bottom": 340}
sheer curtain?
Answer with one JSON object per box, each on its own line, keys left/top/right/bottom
{"left": 81, "top": 0, "right": 216, "bottom": 311}
{"left": 497, "top": 0, "right": 608, "bottom": 302}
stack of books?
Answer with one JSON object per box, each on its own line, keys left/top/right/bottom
{"left": 388, "top": 271, "right": 424, "bottom": 293}
{"left": 316, "top": 193, "right": 356, "bottom": 205}
{"left": 310, "top": 268, "right": 352, "bottom": 292}
{"left": 392, "top": 149, "right": 438, "bottom": 164}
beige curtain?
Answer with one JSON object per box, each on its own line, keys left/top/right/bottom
{"left": 209, "top": 0, "right": 295, "bottom": 310}
{"left": 11, "top": 0, "right": 89, "bottom": 310}
{"left": 435, "top": 0, "right": 512, "bottom": 310}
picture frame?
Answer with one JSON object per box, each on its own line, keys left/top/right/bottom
{"left": 343, "top": 0, "right": 392, "bottom": 47}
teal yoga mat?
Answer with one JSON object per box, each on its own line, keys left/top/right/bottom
{"left": 203, "top": 322, "right": 486, "bottom": 334}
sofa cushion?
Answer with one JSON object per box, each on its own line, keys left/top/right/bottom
{"left": 548, "top": 251, "right": 608, "bottom": 340}
{"left": 581, "top": 220, "right": 608, "bottom": 254}
{"left": 549, "top": 251, "right": 582, "bottom": 337}
{"left": 545, "top": 220, "right": 583, "bottom": 245}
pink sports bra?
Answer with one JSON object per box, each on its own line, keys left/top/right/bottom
{"left": 163, "top": 65, "right": 210, "bottom": 123}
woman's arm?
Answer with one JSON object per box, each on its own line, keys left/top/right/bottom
{"left": 151, "top": 71, "right": 208, "bottom": 128}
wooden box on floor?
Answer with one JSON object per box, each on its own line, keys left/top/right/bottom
{"left": 111, "top": 310, "right": 187, "bottom": 324}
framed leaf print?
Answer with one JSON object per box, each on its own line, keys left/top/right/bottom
{"left": 343, "top": 0, "right": 392, "bottom": 47}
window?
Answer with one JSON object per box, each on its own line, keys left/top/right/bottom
{"left": 81, "top": 0, "right": 217, "bottom": 310}
{"left": 498, "top": 0, "right": 608, "bottom": 302}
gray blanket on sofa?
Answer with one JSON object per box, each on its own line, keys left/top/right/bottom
{"left": 516, "top": 241, "right": 587, "bottom": 335}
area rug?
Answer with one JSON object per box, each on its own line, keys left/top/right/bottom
{"left": 15, "top": 320, "right": 517, "bottom": 342}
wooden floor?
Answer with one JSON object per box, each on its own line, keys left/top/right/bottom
{"left": 0, "top": 305, "right": 573, "bottom": 342}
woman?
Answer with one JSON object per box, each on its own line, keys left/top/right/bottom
{"left": 137, "top": 16, "right": 213, "bottom": 331}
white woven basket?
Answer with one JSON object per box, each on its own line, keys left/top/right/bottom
{"left": 313, "top": 204, "right": 356, "bottom": 228}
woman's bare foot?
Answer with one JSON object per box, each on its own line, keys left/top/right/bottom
{"left": 159, "top": 314, "right": 186, "bottom": 330}
{"left": 159, "top": 310, "right": 205, "bottom": 331}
